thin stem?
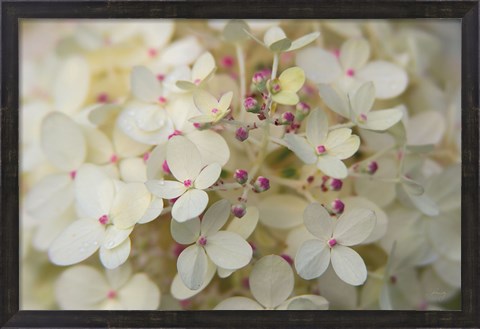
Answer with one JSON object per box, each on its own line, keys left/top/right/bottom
{"left": 271, "top": 52, "right": 279, "bottom": 80}
{"left": 206, "top": 182, "right": 242, "bottom": 191}
{"left": 235, "top": 43, "right": 247, "bottom": 121}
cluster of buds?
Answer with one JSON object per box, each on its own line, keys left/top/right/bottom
{"left": 320, "top": 176, "right": 343, "bottom": 192}
{"left": 253, "top": 176, "right": 270, "bottom": 193}
{"left": 251, "top": 69, "right": 270, "bottom": 93}
{"left": 352, "top": 160, "right": 379, "bottom": 175}
{"left": 231, "top": 169, "right": 249, "bottom": 218}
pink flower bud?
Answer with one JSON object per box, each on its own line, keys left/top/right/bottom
{"left": 295, "top": 102, "right": 311, "bottom": 121}
{"left": 326, "top": 177, "right": 343, "bottom": 191}
{"left": 269, "top": 78, "right": 282, "bottom": 94}
{"left": 235, "top": 127, "right": 249, "bottom": 142}
{"left": 282, "top": 111, "right": 295, "bottom": 124}
{"left": 231, "top": 203, "right": 247, "bottom": 218}
{"left": 221, "top": 55, "right": 235, "bottom": 69}
{"left": 234, "top": 169, "right": 248, "bottom": 185}
{"left": 331, "top": 199, "right": 345, "bottom": 215}
{"left": 253, "top": 176, "right": 270, "bottom": 193}
{"left": 252, "top": 70, "right": 269, "bottom": 92}
{"left": 367, "top": 161, "right": 379, "bottom": 175}
{"left": 244, "top": 97, "right": 260, "bottom": 113}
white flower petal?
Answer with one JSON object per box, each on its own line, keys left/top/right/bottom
{"left": 433, "top": 257, "right": 461, "bottom": 289}
{"left": 333, "top": 208, "right": 376, "bottom": 246}
{"left": 99, "top": 238, "right": 131, "bottom": 269}
{"left": 118, "top": 273, "right": 161, "bottom": 310}
{"left": 283, "top": 134, "right": 317, "bottom": 165}
{"left": 263, "top": 26, "right": 287, "bottom": 47}
{"left": 194, "top": 163, "right": 221, "bottom": 190}
{"left": 324, "top": 128, "right": 352, "bottom": 149}
{"left": 278, "top": 295, "right": 329, "bottom": 310}
{"left": 296, "top": 47, "right": 342, "bottom": 84}
{"left": 25, "top": 173, "right": 73, "bottom": 221}
{"left": 137, "top": 197, "right": 164, "bottom": 224}
{"left": 407, "top": 111, "right": 446, "bottom": 146}
{"left": 295, "top": 239, "right": 330, "bottom": 280}
{"left": 357, "top": 61, "right": 408, "bottom": 99}
{"left": 177, "top": 244, "right": 208, "bottom": 290}
{"left": 204, "top": 231, "right": 252, "bottom": 270}
{"left": 258, "top": 194, "right": 308, "bottom": 229}
{"left": 288, "top": 32, "right": 320, "bottom": 52}
{"left": 214, "top": 297, "right": 264, "bottom": 310}
{"left": 200, "top": 199, "right": 231, "bottom": 236}
{"left": 146, "top": 180, "right": 186, "bottom": 200}
{"left": 339, "top": 38, "right": 370, "bottom": 70}
{"left": 318, "top": 84, "right": 350, "bottom": 119}
{"left": 227, "top": 206, "right": 259, "bottom": 239}
{"left": 359, "top": 108, "right": 404, "bottom": 131}
{"left": 48, "top": 218, "right": 105, "bottom": 266}
{"left": 218, "top": 91, "right": 233, "bottom": 112}
{"left": 75, "top": 164, "right": 116, "bottom": 219}
{"left": 160, "top": 37, "right": 203, "bottom": 67}
{"left": 351, "top": 81, "right": 375, "bottom": 116}
{"left": 33, "top": 208, "right": 75, "bottom": 251}
{"left": 103, "top": 225, "right": 133, "bottom": 250}
{"left": 330, "top": 245, "right": 367, "bottom": 286}
{"left": 303, "top": 203, "right": 335, "bottom": 241}
{"left": 250, "top": 255, "right": 294, "bottom": 308}
{"left": 55, "top": 265, "right": 109, "bottom": 310}
{"left": 119, "top": 158, "right": 147, "bottom": 183}
{"left": 146, "top": 144, "right": 167, "bottom": 180}
{"left": 105, "top": 262, "right": 132, "bottom": 290}
{"left": 327, "top": 135, "right": 360, "bottom": 160}
{"left": 167, "top": 136, "right": 202, "bottom": 182}
{"left": 193, "top": 89, "right": 218, "bottom": 114}
{"left": 170, "top": 261, "right": 216, "bottom": 300}
{"left": 54, "top": 56, "right": 90, "bottom": 115}
{"left": 306, "top": 109, "right": 328, "bottom": 146}
{"left": 217, "top": 267, "right": 235, "bottom": 278}
{"left": 41, "top": 112, "right": 86, "bottom": 171}
{"left": 172, "top": 189, "right": 209, "bottom": 222}
{"left": 171, "top": 217, "right": 200, "bottom": 244}
{"left": 316, "top": 155, "right": 348, "bottom": 179}
{"left": 110, "top": 182, "right": 151, "bottom": 229}
{"left": 112, "top": 125, "right": 151, "bottom": 158}
{"left": 426, "top": 214, "right": 461, "bottom": 261}
{"left": 192, "top": 52, "right": 216, "bottom": 82}
{"left": 130, "top": 66, "right": 162, "bottom": 103}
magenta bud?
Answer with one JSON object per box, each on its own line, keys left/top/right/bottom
{"left": 234, "top": 169, "right": 249, "bottom": 185}
{"left": 280, "top": 254, "right": 293, "bottom": 265}
{"left": 282, "top": 111, "right": 295, "bottom": 124}
{"left": 367, "top": 161, "right": 379, "bottom": 175}
{"left": 253, "top": 176, "right": 270, "bottom": 193}
{"left": 331, "top": 199, "right": 345, "bottom": 215}
{"left": 269, "top": 78, "right": 282, "bottom": 94}
{"left": 252, "top": 71, "right": 269, "bottom": 92}
{"left": 327, "top": 178, "right": 343, "bottom": 191}
{"left": 244, "top": 97, "right": 260, "bottom": 113}
{"left": 231, "top": 203, "right": 247, "bottom": 218}
{"left": 235, "top": 127, "right": 249, "bottom": 142}
{"left": 295, "top": 102, "right": 311, "bottom": 121}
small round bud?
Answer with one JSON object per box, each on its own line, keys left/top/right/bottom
{"left": 326, "top": 177, "right": 343, "bottom": 191}
{"left": 331, "top": 199, "right": 345, "bottom": 215}
{"left": 252, "top": 71, "right": 269, "bottom": 92}
{"left": 235, "top": 127, "right": 249, "bottom": 142}
{"left": 244, "top": 97, "right": 260, "bottom": 113}
{"left": 269, "top": 78, "right": 282, "bottom": 94}
{"left": 281, "top": 111, "right": 295, "bottom": 124}
{"left": 253, "top": 176, "right": 270, "bottom": 193}
{"left": 231, "top": 203, "right": 247, "bottom": 218}
{"left": 367, "top": 161, "right": 379, "bottom": 175}
{"left": 295, "top": 102, "right": 311, "bottom": 121}
{"left": 234, "top": 169, "right": 249, "bottom": 185}
{"left": 221, "top": 55, "right": 235, "bottom": 69}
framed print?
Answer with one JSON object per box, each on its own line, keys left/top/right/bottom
{"left": 1, "top": 1, "right": 479, "bottom": 328}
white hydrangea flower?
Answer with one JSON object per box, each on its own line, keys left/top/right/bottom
{"left": 190, "top": 89, "right": 233, "bottom": 124}
{"left": 295, "top": 203, "right": 376, "bottom": 285}
{"left": 48, "top": 164, "right": 151, "bottom": 269}
{"left": 297, "top": 37, "right": 408, "bottom": 99}
{"left": 55, "top": 263, "right": 160, "bottom": 310}
{"left": 284, "top": 109, "right": 360, "bottom": 179}
{"left": 215, "top": 255, "right": 329, "bottom": 310}
{"left": 146, "top": 136, "right": 221, "bottom": 222}
{"left": 175, "top": 52, "right": 216, "bottom": 90}
{"left": 318, "top": 81, "right": 404, "bottom": 131}
{"left": 170, "top": 199, "right": 252, "bottom": 290}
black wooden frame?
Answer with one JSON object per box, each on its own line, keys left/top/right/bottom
{"left": 1, "top": 1, "right": 479, "bottom": 328}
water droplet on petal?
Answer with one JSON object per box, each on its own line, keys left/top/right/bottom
{"left": 158, "top": 180, "right": 165, "bottom": 186}
{"left": 107, "top": 241, "right": 115, "bottom": 248}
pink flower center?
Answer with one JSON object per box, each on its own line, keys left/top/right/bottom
{"left": 168, "top": 130, "right": 182, "bottom": 140}
{"left": 158, "top": 96, "right": 167, "bottom": 104}
{"left": 110, "top": 154, "right": 118, "bottom": 163}
{"left": 346, "top": 68, "right": 355, "bottom": 77}
{"left": 183, "top": 179, "right": 192, "bottom": 188}
{"left": 316, "top": 145, "right": 327, "bottom": 154}
{"left": 221, "top": 55, "right": 235, "bottom": 68}
{"left": 328, "top": 238, "right": 337, "bottom": 248}
{"left": 107, "top": 290, "right": 117, "bottom": 299}
{"left": 333, "top": 49, "right": 341, "bottom": 58}
{"left": 211, "top": 108, "right": 219, "bottom": 114}
{"left": 69, "top": 170, "right": 77, "bottom": 180}
{"left": 143, "top": 152, "right": 150, "bottom": 162}
{"left": 197, "top": 236, "right": 207, "bottom": 246}
{"left": 98, "top": 215, "right": 109, "bottom": 225}
{"left": 359, "top": 113, "right": 368, "bottom": 122}
{"left": 148, "top": 48, "right": 157, "bottom": 58}
{"left": 156, "top": 74, "right": 165, "bottom": 81}
{"left": 162, "top": 160, "right": 171, "bottom": 174}
{"left": 193, "top": 78, "right": 202, "bottom": 85}
{"left": 96, "top": 93, "right": 109, "bottom": 103}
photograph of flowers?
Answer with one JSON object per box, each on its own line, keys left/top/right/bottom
{"left": 20, "top": 19, "right": 461, "bottom": 311}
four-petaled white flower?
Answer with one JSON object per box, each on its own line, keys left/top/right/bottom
{"left": 215, "top": 255, "right": 329, "bottom": 310}
{"left": 55, "top": 263, "right": 160, "bottom": 310}
{"left": 319, "top": 81, "right": 404, "bottom": 131}
{"left": 295, "top": 203, "right": 376, "bottom": 286}
{"left": 284, "top": 109, "right": 360, "bottom": 179}
{"left": 48, "top": 164, "right": 151, "bottom": 269}
{"left": 190, "top": 89, "right": 233, "bottom": 124}
{"left": 146, "top": 136, "right": 221, "bottom": 222}
{"left": 171, "top": 199, "right": 253, "bottom": 290}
